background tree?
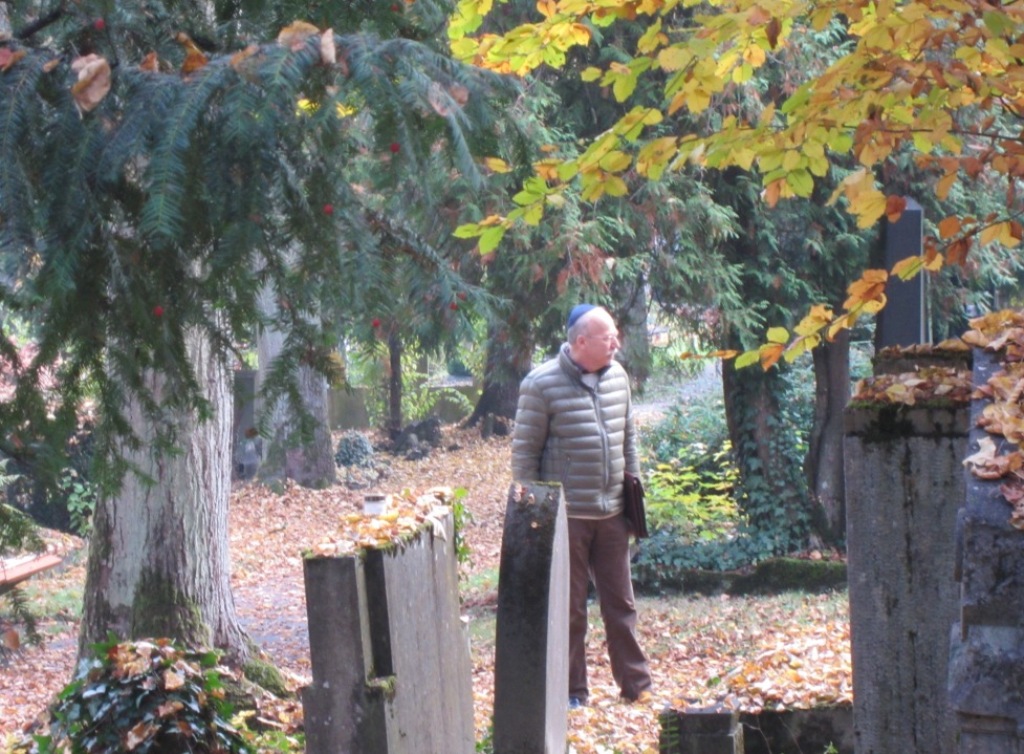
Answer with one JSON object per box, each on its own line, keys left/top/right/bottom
{"left": 451, "top": 0, "right": 1024, "bottom": 352}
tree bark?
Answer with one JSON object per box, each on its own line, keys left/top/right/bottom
{"left": 804, "top": 329, "right": 850, "bottom": 546}
{"left": 386, "top": 330, "right": 404, "bottom": 439}
{"left": 612, "top": 270, "right": 651, "bottom": 391}
{"left": 466, "top": 323, "right": 533, "bottom": 426}
{"left": 80, "top": 328, "right": 248, "bottom": 662}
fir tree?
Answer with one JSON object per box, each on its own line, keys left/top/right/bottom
{"left": 0, "top": 0, "right": 518, "bottom": 662}
{"left": 0, "top": 0, "right": 517, "bottom": 485}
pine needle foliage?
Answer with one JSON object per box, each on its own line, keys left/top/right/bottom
{"left": 0, "top": 0, "right": 519, "bottom": 491}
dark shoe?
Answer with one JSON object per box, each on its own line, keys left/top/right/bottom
{"left": 568, "top": 696, "right": 587, "bottom": 709}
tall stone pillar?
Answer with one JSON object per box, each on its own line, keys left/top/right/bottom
{"left": 845, "top": 403, "right": 968, "bottom": 753}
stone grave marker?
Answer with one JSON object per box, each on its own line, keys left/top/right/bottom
{"left": 949, "top": 348, "right": 1024, "bottom": 752}
{"left": 493, "top": 481, "right": 570, "bottom": 754}
{"left": 845, "top": 400, "right": 968, "bottom": 753}
{"left": 302, "top": 508, "right": 474, "bottom": 753}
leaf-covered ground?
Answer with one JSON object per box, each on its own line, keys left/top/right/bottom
{"left": 0, "top": 425, "right": 851, "bottom": 752}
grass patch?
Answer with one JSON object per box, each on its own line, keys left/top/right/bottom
{"left": 462, "top": 565, "right": 499, "bottom": 596}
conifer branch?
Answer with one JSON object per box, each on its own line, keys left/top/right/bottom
{"left": 14, "top": 6, "right": 64, "bottom": 41}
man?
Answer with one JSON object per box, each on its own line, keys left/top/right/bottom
{"left": 511, "top": 303, "right": 653, "bottom": 708}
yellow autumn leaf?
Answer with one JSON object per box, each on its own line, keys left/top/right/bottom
{"left": 743, "top": 44, "right": 766, "bottom": 67}
{"left": 891, "top": 255, "right": 923, "bottom": 281}
{"left": 794, "top": 304, "right": 833, "bottom": 336}
{"left": 484, "top": 157, "right": 511, "bottom": 173}
{"left": 599, "top": 150, "right": 632, "bottom": 173}
{"left": 861, "top": 295, "right": 887, "bottom": 313}
{"left": 638, "top": 19, "right": 667, "bottom": 54}
{"left": 980, "top": 222, "right": 1006, "bottom": 247}
{"left": 784, "top": 334, "right": 820, "bottom": 362}
{"left": 569, "top": 24, "right": 590, "bottom": 46}
{"left": 603, "top": 174, "right": 629, "bottom": 197}
{"left": 657, "top": 46, "right": 692, "bottom": 72}
{"left": 766, "top": 326, "right": 789, "bottom": 344}
{"left": 827, "top": 312, "right": 860, "bottom": 341}
{"left": 734, "top": 349, "right": 761, "bottom": 369}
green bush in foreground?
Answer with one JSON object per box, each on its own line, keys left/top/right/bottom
{"left": 31, "top": 638, "right": 252, "bottom": 754}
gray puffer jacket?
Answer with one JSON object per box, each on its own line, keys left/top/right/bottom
{"left": 511, "top": 344, "right": 639, "bottom": 519}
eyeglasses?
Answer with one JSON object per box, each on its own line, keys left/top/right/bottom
{"left": 588, "top": 332, "right": 620, "bottom": 344}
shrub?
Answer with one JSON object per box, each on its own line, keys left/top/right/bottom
{"left": 641, "top": 390, "right": 729, "bottom": 465}
{"left": 334, "top": 431, "right": 375, "bottom": 468}
{"left": 644, "top": 441, "right": 740, "bottom": 537}
{"left": 32, "top": 638, "right": 252, "bottom": 754}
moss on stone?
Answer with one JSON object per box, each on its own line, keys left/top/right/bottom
{"left": 243, "top": 656, "right": 290, "bottom": 698}
{"left": 636, "top": 557, "right": 847, "bottom": 597}
{"left": 131, "top": 569, "right": 207, "bottom": 644}
{"left": 366, "top": 674, "right": 397, "bottom": 701}
{"left": 728, "top": 557, "right": 847, "bottom": 595}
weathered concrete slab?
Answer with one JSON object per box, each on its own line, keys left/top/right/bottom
{"left": 845, "top": 404, "right": 968, "bottom": 754}
{"left": 493, "top": 482, "right": 569, "bottom": 754}
{"left": 302, "top": 511, "right": 474, "bottom": 754}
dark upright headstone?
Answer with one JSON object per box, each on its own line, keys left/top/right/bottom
{"left": 493, "top": 482, "right": 569, "bottom": 754}
{"left": 875, "top": 197, "right": 926, "bottom": 349}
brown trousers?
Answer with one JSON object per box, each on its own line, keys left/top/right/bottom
{"left": 567, "top": 514, "right": 652, "bottom": 701}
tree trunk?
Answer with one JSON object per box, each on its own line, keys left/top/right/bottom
{"left": 722, "top": 358, "right": 812, "bottom": 555}
{"left": 80, "top": 328, "right": 248, "bottom": 662}
{"left": 466, "top": 324, "right": 533, "bottom": 426}
{"left": 612, "top": 270, "right": 651, "bottom": 392}
{"left": 387, "top": 330, "right": 403, "bottom": 439}
{"left": 256, "top": 291, "right": 336, "bottom": 489}
{"left": 804, "top": 329, "right": 850, "bottom": 547}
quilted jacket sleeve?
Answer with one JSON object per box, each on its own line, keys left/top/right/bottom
{"left": 510, "top": 373, "right": 548, "bottom": 483}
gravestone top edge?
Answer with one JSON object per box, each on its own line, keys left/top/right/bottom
{"left": 844, "top": 402, "right": 969, "bottom": 437}
{"left": 301, "top": 507, "right": 453, "bottom": 562}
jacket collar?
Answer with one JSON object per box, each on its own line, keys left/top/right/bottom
{"left": 559, "top": 343, "right": 610, "bottom": 379}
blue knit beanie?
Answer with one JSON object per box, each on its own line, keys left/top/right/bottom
{"left": 567, "top": 303, "right": 597, "bottom": 329}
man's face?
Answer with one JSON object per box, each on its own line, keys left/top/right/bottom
{"left": 574, "top": 310, "right": 620, "bottom": 372}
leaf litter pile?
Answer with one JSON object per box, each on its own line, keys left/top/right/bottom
{"left": 2, "top": 425, "right": 852, "bottom": 752}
